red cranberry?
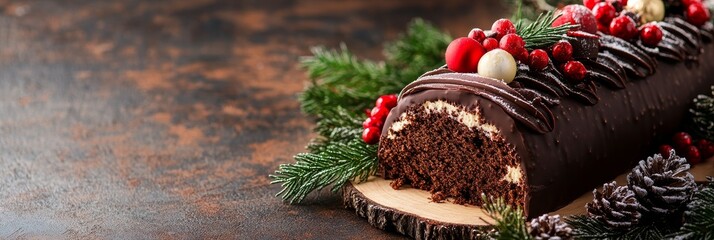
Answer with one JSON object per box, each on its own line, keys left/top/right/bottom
{"left": 491, "top": 19, "right": 516, "bottom": 40}
{"left": 362, "top": 127, "right": 381, "bottom": 145}
{"left": 364, "top": 108, "right": 372, "bottom": 117}
{"left": 697, "top": 139, "right": 714, "bottom": 159}
{"left": 499, "top": 34, "right": 526, "bottom": 56}
{"left": 468, "top": 28, "right": 487, "bottom": 42}
{"left": 482, "top": 38, "right": 499, "bottom": 51}
{"left": 551, "top": 41, "right": 574, "bottom": 62}
{"left": 370, "top": 106, "right": 390, "bottom": 120}
{"left": 685, "top": 145, "right": 702, "bottom": 165}
{"left": 445, "top": 37, "right": 486, "bottom": 73}
{"left": 686, "top": 2, "right": 711, "bottom": 27}
{"left": 673, "top": 132, "right": 693, "bottom": 150}
{"left": 659, "top": 144, "right": 674, "bottom": 158}
{"left": 583, "top": 0, "right": 600, "bottom": 9}
{"left": 528, "top": 49, "right": 550, "bottom": 70}
{"left": 593, "top": 2, "right": 617, "bottom": 26}
{"left": 552, "top": 4, "right": 599, "bottom": 34}
{"left": 362, "top": 117, "right": 384, "bottom": 129}
{"left": 376, "top": 94, "right": 398, "bottom": 109}
{"left": 610, "top": 15, "right": 638, "bottom": 40}
{"left": 562, "top": 61, "right": 587, "bottom": 82}
{"left": 682, "top": 0, "right": 702, "bottom": 6}
{"left": 640, "top": 23, "right": 663, "bottom": 47}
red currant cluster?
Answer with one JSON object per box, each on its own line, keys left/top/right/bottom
{"left": 659, "top": 132, "right": 714, "bottom": 164}
{"left": 446, "top": 19, "right": 527, "bottom": 73}
{"left": 585, "top": 0, "right": 665, "bottom": 47}
{"left": 550, "top": 40, "right": 588, "bottom": 82}
{"left": 361, "top": 94, "right": 397, "bottom": 145}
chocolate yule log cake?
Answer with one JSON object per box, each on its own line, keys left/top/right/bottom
{"left": 375, "top": 2, "right": 714, "bottom": 217}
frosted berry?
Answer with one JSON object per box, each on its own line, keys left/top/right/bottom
{"left": 362, "top": 127, "right": 380, "bottom": 145}
{"left": 482, "top": 38, "right": 499, "bottom": 51}
{"left": 673, "top": 132, "right": 693, "bottom": 150}
{"left": 528, "top": 49, "right": 550, "bottom": 70}
{"left": 445, "top": 37, "right": 486, "bottom": 73}
{"left": 639, "top": 23, "right": 663, "bottom": 47}
{"left": 551, "top": 41, "right": 574, "bottom": 62}
{"left": 593, "top": 2, "right": 617, "bottom": 26}
{"left": 562, "top": 61, "right": 587, "bottom": 82}
{"left": 659, "top": 144, "right": 674, "bottom": 158}
{"left": 499, "top": 34, "right": 526, "bottom": 56}
{"left": 685, "top": 145, "right": 701, "bottom": 164}
{"left": 376, "top": 94, "right": 398, "bottom": 109}
{"left": 584, "top": 0, "right": 600, "bottom": 9}
{"left": 682, "top": 0, "right": 702, "bottom": 6}
{"left": 516, "top": 48, "right": 529, "bottom": 63}
{"left": 697, "top": 139, "right": 714, "bottom": 159}
{"left": 491, "top": 19, "right": 516, "bottom": 40}
{"left": 610, "top": 15, "right": 638, "bottom": 40}
{"left": 468, "top": 28, "right": 487, "bottom": 42}
{"left": 553, "top": 4, "right": 599, "bottom": 34}
{"left": 362, "top": 116, "right": 384, "bottom": 129}
{"left": 686, "top": 2, "right": 711, "bottom": 27}
{"left": 370, "top": 106, "right": 390, "bottom": 121}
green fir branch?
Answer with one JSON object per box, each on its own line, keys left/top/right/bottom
{"left": 566, "top": 215, "right": 670, "bottom": 240}
{"left": 670, "top": 177, "right": 714, "bottom": 240}
{"left": 516, "top": 10, "right": 577, "bottom": 49}
{"left": 271, "top": 139, "right": 378, "bottom": 204}
{"left": 481, "top": 195, "right": 532, "bottom": 240}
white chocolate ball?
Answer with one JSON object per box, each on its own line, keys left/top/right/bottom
{"left": 626, "top": 0, "right": 665, "bottom": 23}
{"left": 477, "top": 49, "right": 517, "bottom": 83}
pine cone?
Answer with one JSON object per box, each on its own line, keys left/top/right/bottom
{"left": 528, "top": 214, "right": 573, "bottom": 240}
{"left": 689, "top": 87, "right": 714, "bottom": 140}
{"left": 627, "top": 150, "right": 696, "bottom": 215}
{"left": 586, "top": 181, "right": 642, "bottom": 229}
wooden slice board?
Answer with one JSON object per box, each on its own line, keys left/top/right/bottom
{"left": 343, "top": 159, "right": 714, "bottom": 239}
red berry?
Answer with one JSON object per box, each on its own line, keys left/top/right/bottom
{"left": 364, "top": 108, "right": 372, "bottom": 117}
{"left": 562, "top": 61, "right": 587, "bottom": 82}
{"left": 682, "top": 0, "right": 702, "bottom": 6}
{"left": 609, "top": 15, "right": 638, "bottom": 40}
{"left": 362, "top": 127, "right": 380, "bottom": 145}
{"left": 376, "top": 94, "right": 398, "bottom": 109}
{"left": 659, "top": 144, "right": 674, "bottom": 158}
{"left": 516, "top": 48, "right": 529, "bottom": 62}
{"left": 468, "top": 28, "right": 487, "bottom": 42}
{"left": 597, "top": 23, "right": 610, "bottom": 34}
{"left": 584, "top": 0, "right": 599, "bottom": 9}
{"left": 370, "top": 106, "right": 389, "bottom": 120}
{"left": 553, "top": 5, "right": 599, "bottom": 34}
{"left": 673, "top": 132, "right": 693, "bottom": 150}
{"left": 362, "top": 116, "right": 384, "bottom": 129}
{"left": 499, "top": 34, "right": 526, "bottom": 56}
{"left": 445, "top": 37, "right": 486, "bottom": 73}
{"left": 686, "top": 2, "right": 711, "bottom": 27}
{"left": 528, "top": 49, "right": 550, "bottom": 70}
{"left": 491, "top": 19, "right": 516, "bottom": 40}
{"left": 639, "top": 23, "right": 663, "bottom": 47}
{"left": 482, "top": 38, "right": 499, "bottom": 51}
{"left": 685, "top": 145, "right": 702, "bottom": 164}
{"left": 593, "top": 2, "right": 617, "bottom": 26}
{"left": 697, "top": 139, "right": 714, "bottom": 159}
{"left": 551, "top": 41, "right": 574, "bottom": 62}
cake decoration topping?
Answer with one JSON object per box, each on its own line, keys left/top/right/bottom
{"left": 626, "top": 0, "right": 666, "bottom": 23}
{"left": 550, "top": 40, "right": 574, "bottom": 62}
{"left": 639, "top": 23, "right": 664, "bottom": 46}
{"left": 445, "top": 37, "right": 485, "bottom": 73}
{"left": 685, "top": 1, "right": 711, "bottom": 26}
{"left": 467, "top": 28, "right": 487, "bottom": 42}
{"left": 478, "top": 49, "right": 518, "bottom": 83}
{"left": 553, "top": 4, "right": 599, "bottom": 34}
{"left": 561, "top": 60, "right": 588, "bottom": 82}
{"left": 492, "top": 18, "right": 517, "bottom": 40}
{"left": 482, "top": 37, "right": 500, "bottom": 51}
{"left": 362, "top": 94, "right": 399, "bottom": 145}
{"left": 527, "top": 49, "right": 550, "bottom": 70}
{"left": 594, "top": 2, "right": 619, "bottom": 26}
{"left": 609, "top": 15, "right": 639, "bottom": 40}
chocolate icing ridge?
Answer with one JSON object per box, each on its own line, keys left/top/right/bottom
{"left": 399, "top": 69, "right": 555, "bottom": 133}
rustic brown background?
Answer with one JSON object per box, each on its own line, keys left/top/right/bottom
{"left": 0, "top": 0, "right": 506, "bottom": 238}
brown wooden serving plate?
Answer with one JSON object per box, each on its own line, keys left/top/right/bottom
{"left": 343, "top": 158, "right": 714, "bottom": 239}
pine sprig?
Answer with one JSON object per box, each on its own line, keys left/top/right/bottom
{"left": 481, "top": 195, "right": 532, "bottom": 240}
{"left": 566, "top": 216, "right": 666, "bottom": 240}
{"left": 516, "top": 10, "right": 578, "bottom": 49}
{"left": 670, "top": 177, "right": 714, "bottom": 240}
{"left": 271, "top": 139, "right": 379, "bottom": 204}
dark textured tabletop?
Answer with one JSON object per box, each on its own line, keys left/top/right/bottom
{"left": 0, "top": 0, "right": 506, "bottom": 238}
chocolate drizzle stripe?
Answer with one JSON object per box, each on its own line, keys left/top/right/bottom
{"left": 400, "top": 71, "right": 554, "bottom": 133}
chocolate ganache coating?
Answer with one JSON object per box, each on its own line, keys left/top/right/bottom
{"left": 379, "top": 17, "right": 714, "bottom": 216}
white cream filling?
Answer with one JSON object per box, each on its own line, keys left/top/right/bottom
{"left": 502, "top": 165, "right": 523, "bottom": 184}
{"left": 387, "top": 100, "right": 500, "bottom": 139}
